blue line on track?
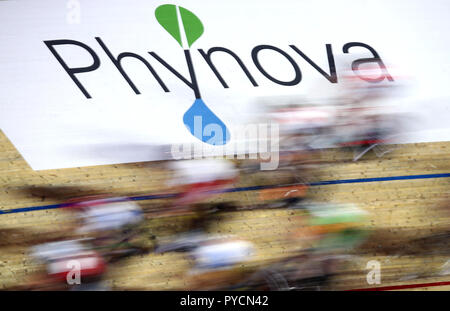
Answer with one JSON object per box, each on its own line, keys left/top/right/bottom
{"left": 1, "top": 173, "right": 449, "bottom": 215}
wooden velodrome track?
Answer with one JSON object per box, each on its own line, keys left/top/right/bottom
{"left": 0, "top": 129, "right": 449, "bottom": 291}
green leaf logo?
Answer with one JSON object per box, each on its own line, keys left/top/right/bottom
{"left": 178, "top": 6, "right": 204, "bottom": 48}
{"left": 155, "top": 4, "right": 183, "bottom": 47}
{"left": 155, "top": 4, "right": 204, "bottom": 48}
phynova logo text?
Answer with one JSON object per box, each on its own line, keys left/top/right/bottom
{"left": 44, "top": 3, "right": 393, "bottom": 147}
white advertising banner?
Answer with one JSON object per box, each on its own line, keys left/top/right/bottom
{"left": 0, "top": 0, "right": 449, "bottom": 170}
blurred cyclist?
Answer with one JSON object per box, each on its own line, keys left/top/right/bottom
{"left": 62, "top": 195, "right": 152, "bottom": 259}
{"left": 287, "top": 202, "right": 370, "bottom": 282}
{"left": 26, "top": 239, "right": 108, "bottom": 290}
{"left": 167, "top": 159, "right": 239, "bottom": 213}
{"left": 332, "top": 60, "right": 404, "bottom": 160}
{"left": 155, "top": 233, "right": 255, "bottom": 290}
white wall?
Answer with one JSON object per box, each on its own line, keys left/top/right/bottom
{"left": 0, "top": 0, "right": 449, "bottom": 170}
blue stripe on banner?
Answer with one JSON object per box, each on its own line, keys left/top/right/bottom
{"left": 0, "top": 173, "right": 449, "bottom": 215}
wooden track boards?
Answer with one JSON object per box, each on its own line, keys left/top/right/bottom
{"left": 0, "top": 130, "right": 449, "bottom": 290}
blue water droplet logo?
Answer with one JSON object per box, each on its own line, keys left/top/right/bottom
{"left": 183, "top": 98, "right": 230, "bottom": 145}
